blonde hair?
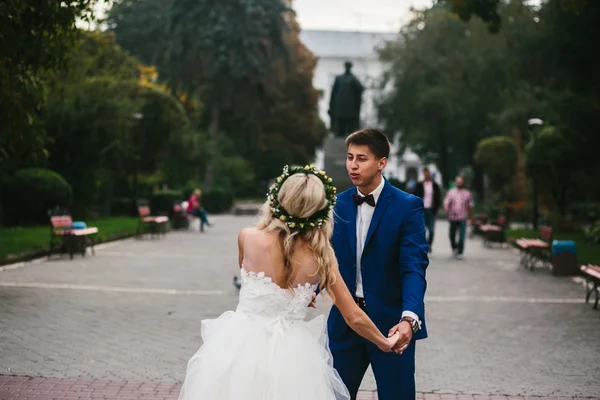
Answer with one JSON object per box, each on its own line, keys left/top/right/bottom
{"left": 256, "top": 173, "right": 337, "bottom": 296}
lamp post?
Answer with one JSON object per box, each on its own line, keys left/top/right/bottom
{"left": 132, "top": 113, "right": 143, "bottom": 201}
{"left": 528, "top": 118, "right": 543, "bottom": 230}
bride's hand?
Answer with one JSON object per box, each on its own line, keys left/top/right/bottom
{"left": 379, "top": 331, "right": 400, "bottom": 352}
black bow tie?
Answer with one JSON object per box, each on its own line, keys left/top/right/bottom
{"left": 353, "top": 193, "right": 376, "bottom": 207}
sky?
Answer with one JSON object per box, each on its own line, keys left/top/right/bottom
{"left": 91, "top": 0, "right": 541, "bottom": 33}
{"left": 292, "top": 0, "right": 435, "bottom": 32}
{"left": 90, "top": 0, "right": 436, "bottom": 33}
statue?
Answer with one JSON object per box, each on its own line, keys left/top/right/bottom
{"left": 328, "top": 61, "right": 365, "bottom": 137}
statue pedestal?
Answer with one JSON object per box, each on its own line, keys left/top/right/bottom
{"left": 323, "top": 136, "right": 352, "bottom": 193}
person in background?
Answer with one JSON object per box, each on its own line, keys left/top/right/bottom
{"left": 186, "top": 189, "right": 212, "bottom": 232}
{"left": 414, "top": 167, "right": 441, "bottom": 253}
{"left": 443, "top": 176, "right": 474, "bottom": 259}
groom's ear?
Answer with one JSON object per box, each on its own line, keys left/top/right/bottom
{"left": 378, "top": 157, "right": 388, "bottom": 171}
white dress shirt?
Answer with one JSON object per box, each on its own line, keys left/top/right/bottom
{"left": 355, "top": 178, "right": 421, "bottom": 325}
{"left": 423, "top": 181, "right": 433, "bottom": 209}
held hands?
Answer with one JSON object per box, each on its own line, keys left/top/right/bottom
{"left": 379, "top": 331, "right": 400, "bottom": 352}
{"left": 387, "top": 321, "right": 413, "bottom": 354}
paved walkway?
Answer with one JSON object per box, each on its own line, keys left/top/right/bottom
{"left": 1, "top": 216, "right": 599, "bottom": 399}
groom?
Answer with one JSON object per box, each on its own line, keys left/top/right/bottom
{"left": 328, "top": 129, "right": 428, "bottom": 400}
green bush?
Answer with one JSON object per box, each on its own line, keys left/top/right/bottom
{"left": 150, "top": 190, "right": 183, "bottom": 218}
{"left": 109, "top": 197, "right": 137, "bottom": 216}
{"left": 585, "top": 220, "right": 600, "bottom": 244}
{"left": 1, "top": 169, "right": 72, "bottom": 226}
{"left": 475, "top": 136, "right": 518, "bottom": 192}
{"left": 388, "top": 177, "right": 405, "bottom": 190}
{"left": 202, "top": 187, "right": 234, "bottom": 214}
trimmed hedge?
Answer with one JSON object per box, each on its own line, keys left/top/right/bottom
{"left": 1, "top": 169, "right": 72, "bottom": 226}
{"left": 203, "top": 188, "right": 234, "bottom": 214}
{"left": 150, "top": 190, "right": 183, "bottom": 218}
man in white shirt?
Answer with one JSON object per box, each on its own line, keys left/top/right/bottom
{"left": 328, "top": 129, "right": 428, "bottom": 400}
{"left": 414, "top": 167, "right": 441, "bottom": 253}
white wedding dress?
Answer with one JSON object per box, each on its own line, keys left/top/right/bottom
{"left": 178, "top": 231, "right": 350, "bottom": 400}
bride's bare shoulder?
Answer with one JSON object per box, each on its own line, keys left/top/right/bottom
{"left": 239, "top": 227, "right": 258, "bottom": 239}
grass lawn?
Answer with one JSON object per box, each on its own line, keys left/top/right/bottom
{"left": 506, "top": 228, "right": 600, "bottom": 265}
{"left": 0, "top": 217, "right": 139, "bottom": 264}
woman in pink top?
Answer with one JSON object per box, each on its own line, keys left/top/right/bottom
{"left": 187, "top": 189, "right": 212, "bottom": 232}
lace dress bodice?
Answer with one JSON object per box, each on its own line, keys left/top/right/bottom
{"left": 236, "top": 268, "right": 318, "bottom": 320}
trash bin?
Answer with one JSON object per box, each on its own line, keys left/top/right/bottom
{"left": 551, "top": 240, "right": 578, "bottom": 276}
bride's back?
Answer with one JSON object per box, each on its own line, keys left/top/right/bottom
{"left": 241, "top": 228, "right": 320, "bottom": 289}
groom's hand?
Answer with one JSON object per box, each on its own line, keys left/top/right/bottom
{"left": 388, "top": 321, "right": 413, "bottom": 354}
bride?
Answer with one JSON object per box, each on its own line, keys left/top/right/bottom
{"left": 179, "top": 165, "right": 402, "bottom": 400}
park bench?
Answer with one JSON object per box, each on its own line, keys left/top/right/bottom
{"left": 137, "top": 205, "right": 169, "bottom": 238}
{"left": 580, "top": 264, "right": 600, "bottom": 310}
{"left": 469, "top": 213, "right": 488, "bottom": 238}
{"left": 480, "top": 216, "right": 507, "bottom": 247}
{"left": 49, "top": 215, "right": 98, "bottom": 260}
{"left": 513, "top": 226, "right": 553, "bottom": 270}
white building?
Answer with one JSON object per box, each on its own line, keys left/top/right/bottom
{"left": 299, "top": 29, "right": 442, "bottom": 186}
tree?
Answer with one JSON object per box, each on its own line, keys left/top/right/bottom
{"left": 164, "top": 0, "right": 292, "bottom": 188}
{"left": 525, "top": 126, "right": 578, "bottom": 215}
{"left": 44, "top": 31, "right": 192, "bottom": 213}
{"left": 474, "top": 136, "right": 517, "bottom": 193}
{"left": 439, "top": 0, "right": 502, "bottom": 32}
{"left": 108, "top": 0, "right": 326, "bottom": 191}
{"left": 0, "top": 0, "right": 103, "bottom": 175}
{"left": 378, "top": 7, "right": 508, "bottom": 190}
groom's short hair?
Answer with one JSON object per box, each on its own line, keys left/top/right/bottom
{"left": 345, "top": 129, "right": 390, "bottom": 159}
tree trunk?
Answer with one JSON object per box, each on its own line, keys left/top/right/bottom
{"left": 439, "top": 134, "right": 450, "bottom": 189}
{"left": 467, "top": 137, "right": 484, "bottom": 201}
{"left": 203, "top": 103, "right": 220, "bottom": 189}
{"left": 511, "top": 127, "right": 527, "bottom": 201}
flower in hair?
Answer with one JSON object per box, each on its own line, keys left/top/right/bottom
{"left": 267, "top": 165, "right": 337, "bottom": 234}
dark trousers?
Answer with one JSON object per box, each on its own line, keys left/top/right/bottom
{"left": 449, "top": 220, "right": 467, "bottom": 255}
{"left": 188, "top": 208, "right": 210, "bottom": 231}
{"left": 423, "top": 208, "right": 435, "bottom": 248}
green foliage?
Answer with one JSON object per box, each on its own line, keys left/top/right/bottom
{"left": 109, "top": 197, "right": 138, "bottom": 217}
{"left": 42, "top": 31, "right": 193, "bottom": 213}
{"left": 474, "top": 136, "right": 517, "bottom": 191}
{"left": 0, "top": 0, "right": 102, "bottom": 175}
{"left": 202, "top": 188, "right": 235, "bottom": 214}
{"left": 388, "top": 177, "right": 405, "bottom": 191}
{"left": 585, "top": 221, "right": 600, "bottom": 245}
{"left": 441, "top": 0, "right": 502, "bottom": 32}
{"left": 525, "top": 125, "right": 577, "bottom": 215}
{"left": 1, "top": 168, "right": 72, "bottom": 226}
{"left": 0, "top": 217, "right": 138, "bottom": 263}
{"left": 150, "top": 190, "right": 183, "bottom": 217}
{"left": 108, "top": 0, "right": 324, "bottom": 188}
{"left": 378, "top": 6, "right": 513, "bottom": 188}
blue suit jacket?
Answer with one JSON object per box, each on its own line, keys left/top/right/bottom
{"left": 328, "top": 179, "right": 429, "bottom": 341}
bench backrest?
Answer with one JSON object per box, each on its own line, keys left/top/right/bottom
{"left": 138, "top": 206, "right": 151, "bottom": 217}
{"left": 540, "top": 226, "right": 553, "bottom": 242}
{"left": 51, "top": 215, "right": 73, "bottom": 229}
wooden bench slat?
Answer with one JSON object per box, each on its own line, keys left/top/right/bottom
{"left": 71, "top": 227, "right": 99, "bottom": 236}
{"left": 581, "top": 265, "right": 600, "bottom": 280}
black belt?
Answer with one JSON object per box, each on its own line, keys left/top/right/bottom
{"left": 354, "top": 296, "right": 366, "bottom": 309}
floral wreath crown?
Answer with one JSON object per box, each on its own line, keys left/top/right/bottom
{"left": 267, "top": 165, "right": 337, "bottom": 234}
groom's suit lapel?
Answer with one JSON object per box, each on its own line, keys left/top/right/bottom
{"left": 364, "top": 181, "right": 393, "bottom": 250}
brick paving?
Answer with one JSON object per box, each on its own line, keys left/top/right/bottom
{"left": 1, "top": 216, "right": 600, "bottom": 398}
{"left": 1, "top": 376, "right": 598, "bottom": 400}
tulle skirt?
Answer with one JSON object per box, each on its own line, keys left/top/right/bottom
{"left": 178, "top": 311, "right": 350, "bottom": 400}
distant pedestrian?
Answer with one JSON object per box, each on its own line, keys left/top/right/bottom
{"left": 414, "top": 167, "right": 441, "bottom": 253}
{"left": 443, "top": 176, "right": 474, "bottom": 259}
